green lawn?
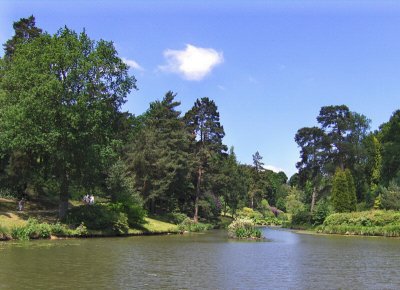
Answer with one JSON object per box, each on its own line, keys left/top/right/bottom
{"left": 128, "top": 217, "right": 179, "bottom": 235}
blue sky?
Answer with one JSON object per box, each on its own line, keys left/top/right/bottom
{"left": 1, "top": 0, "right": 400, "bottom": 177}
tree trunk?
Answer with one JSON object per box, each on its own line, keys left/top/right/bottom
{"left": 59, "top": 171, "right": 69, "bottom": 220}
{"left": 194, "top": 166, "right": 202, "bottom": 223}
{"left": 310, "top": 186, "right": 317, "bottom": 212}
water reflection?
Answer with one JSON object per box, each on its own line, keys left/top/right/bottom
{"left": 1, "top": 228, "right": 400, "bottom": 289}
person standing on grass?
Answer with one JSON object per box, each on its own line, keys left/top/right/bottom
{"left": 18, "top": 198, "right": 25, "bottom": 211}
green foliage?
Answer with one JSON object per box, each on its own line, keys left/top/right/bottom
{"left": 106, "top": 160, "right": 141, "bottom": 204}
{"left": 311, "top": 198, "right": 332, "bottom": 225}
{"left": 364, "top": 135, "right": 382, "bottom": 189}
{"left": 50, "top": 222, "right": 73, "bottom": 236}
{"left": 127, "top": 92, "right": 191, "bottom": 214}
{"left": 236, "top": 207, "right": 282, "bottom": 226}
{"left": 165, "top": 212, "right": 188, "bottom": 224}
{"left": 0, "top": 225, "right": 11, "bottom": 240}
{"left": 3, "top": 15, "right": 42, "bottom": 58}
{"left": 291, "top": 210, "right": 311, "bottom": 226}
{"left": 379, "top": 182, "right": 400, "bottom": 210}
{"left": 178, "top": 218, "right": 213, "bottom": 232}
{"left": 66, "top": 204, "right": 134, "bottom": 234}
{"left": 0, "top": 188, "right": 18, "bottom": 199}
{"left": 112, "top": 212, "right": 130, "bottom": 235}
{"left": 318, "top": 210, "right": 400, "bottom": 236}
{"left": 331, "top": 168, "right": 357, "bottom": 212}
{"left": 227, "top": 218, "right": 262, "bottom": 239}
{"left": 75, "top": 223, "right": 89, "bottom": 236}
{"left": 11, "top": 218, "right": 52, "bottom": 240}
{"left": 373, "top": 194, "right": 382, "bottom": 210}
{"left": 0, "top": 25, "right": 136, "bottom": 219}
{"left": 285, "top": 188, "right": 305, "bottom": 216}
{"left": 380, "top": 110, "right": 400, "bottom": 184}
{"left": 237, "top": 207, "right": 263, "bottom": 222}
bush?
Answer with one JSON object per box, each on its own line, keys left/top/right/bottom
{"left": 317, "top": 210, "right": 400, "bottom": 236}
{"left": 0, "top": 225, "right": 11, "bottom": 240}
{"left": 178, "top": 218, "right": 213, "bottom": 232}
{"left": 165, "top": 212, "right": 188, "bottom": 224}
{"left": 237, "top": 207, "right": 264, "bottom": 223}
{"left": 11, "top": 218, "right": 52, "bottom": 240}
{"left": 228, "top": 218, "right": 262, "bottom": 239}
{"left": 0, "top": 188, "right": 17, "bottom": 199}
{"left": 50, "top": 223, "right": 73, "bottom": 236}
{"left": 75, "top": 222, "right": 89, "bottom": 236}
{"left": 66, "top": 204, "right": 130, "bottom": 234}
{"left": 380, "top": 182, "right": 400, "bottom": 210}
{"left": 311, "top": 199, "right": 332, "bottom": 226}
{"left": 124, "top": 204, "right": 146, "bottom": 226}
{"left": 112, "top": 212, "right": 129, "bottom": 235}
{"left": 291, "top": 210, "right": 311, "bottom": 226}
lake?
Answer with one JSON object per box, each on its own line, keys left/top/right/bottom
{"left": 1, "top": 228, "right": 400, "bottom": 289}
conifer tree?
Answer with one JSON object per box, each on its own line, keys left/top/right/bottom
{"left": 184, "top": 97, "right": 226, "bottom": 222}
{"left": 331, "top": 168, "right": 356, "bottom": 212}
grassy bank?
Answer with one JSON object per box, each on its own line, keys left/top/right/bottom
{"left": 0, "top": 214, "right": 179, "bottom": 241}
{"left": 316, "top": 210, "right": 400, "bottom": 237}
{"left": 0, "top": 198, "right": 180, "bottom": 241}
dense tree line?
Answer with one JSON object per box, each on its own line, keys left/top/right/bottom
{"left": 0, "top": 16, "right": 287, "bottom": 222}
{"left": 293, "top": 105, "right": 400, "bottom": 220}
{"left": 1, "top": 17, "right": 399, "bottom": 225}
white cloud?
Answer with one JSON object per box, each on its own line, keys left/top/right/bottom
{"left": 122, "top": 57, "right": 144, "bottom": 71}
{"left": 159, "top": 44, "right": 223, "bottom": 81}
{"left": 264, "top": 165, "right": 285, "bottom": 173}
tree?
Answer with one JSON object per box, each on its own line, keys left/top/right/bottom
{"left": 380, "top": 110, "right": 400, "bottom": 184}
{"left": 317, "top": 105, "right": 370, "bottom": 173}
{"left": 295, "top": 126, "right": 329, "bottom": 211}
{"left": 364, "top": 134, "right": 382, "bottom": 192}
{"left": 331, "top": 168, "right": 356, "bottom": 212}
{"left": 3, "top": 15, "right": 42, "bottom": 58}
{"left": 0, "top": 27, "right": 136, "bottom": 218}
{"left": 184, "top": 97, "right": 227, "bottom": 222}
{"left": 249, "top": 151, "right": 264, "bottom": 208}
{"left": 216, "top": 147, "right": 247, "bottom": 216}
{"left": 127, "top": 92, "right": 191, "bottom": 214}
{"left": 252, "top": 151, "right": 264, "bottom": 173}
{"left": 317, "top": 105, "right": 352, "bottom": 170}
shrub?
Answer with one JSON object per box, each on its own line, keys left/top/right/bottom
{"left": 228, "top": 218, "right": 262, "bottom": 239}
{"left": 380, "top": 182, "right": 400, "bottom": 210}
{"left": 318, "top": 210, "right": 400, "bottom": 236}
{"left": 178, "top": 218, "right": 213, "bottom": 232}
{"left": 11, "top": 218, "right": 52, "bottom": 240}
{"left": 112, "top": 212, "right": 129, "bottom": 235}
{"left": 237, "top": 207, "right": 264, "bottom": 223}
{"left": 0, "top": 188, "right": 17, "bottom": 199}
{"left": 0, "top": 225, "right": 11, "bottom": 240}
{"left": 124, "top": 204, "right": 146, "bottom": 226}
{"left": 50, "top": 223, "right": 73, "bottom": 236}
{"left": 66, "top": 204, "right": 130, "bottom": 234}
{"left": 331, "top": 168, "right": 357, "bottom": 212}
{"left": 291, "top": 210, "right": 311, "bottom": 226}
{"left": 165, "top": 212, "right": 188, "bottom": 224}
{"left": 75, "top": 222, "right": 88, "bottom": 236}
{"left": 311, "top": 199, "right": 332, "bottom": 226}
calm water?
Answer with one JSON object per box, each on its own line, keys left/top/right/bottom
{"left": 1, "top": 228, "right": 400, "bottom": 289}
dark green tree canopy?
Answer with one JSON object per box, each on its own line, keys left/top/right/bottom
{"left": 0, "top": 27, "right": 136, "bottom": 218}
{"left": 380, "top": 110, "right": 400, "bottom": 184}
{"left": 3, "top": 15, "right": 43, "bottom": 58}
{"left": 184, "top": 97, "right": 227, "bottom": 154}
{"left": 252, "top": 151, "right": 264, "bottom": 173}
